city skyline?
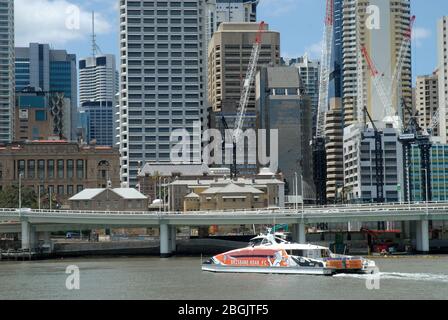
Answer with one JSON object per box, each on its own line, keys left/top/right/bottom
{"left": 12, "top": 0, "right": 448, "bottom": 81}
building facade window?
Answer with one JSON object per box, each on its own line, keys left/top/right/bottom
{"left": 47, "top": 160, "right": 55, "bottom": 179}
{"left": 57, "top": 160, "right": 64, "bottom": 179}
{"left": 38, "top": 160, "right": 45, "bottom": 180}
{"left": 27, "top": 160, "right": 35, "bottom": 179}
{"left": 57, "top": 185, "right": 64, "bottom": 195}
{"left": 76, "top": 160, "right": 84, "bottom": 179}
{"left": 67, "top": 160, "right": 74, "bottom": 179}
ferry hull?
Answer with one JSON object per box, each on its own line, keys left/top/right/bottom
{"left": 202, "top": 264, "right": 333, "bottom": 276}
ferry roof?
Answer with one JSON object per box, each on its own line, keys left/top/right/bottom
{"left": 269, "top": 243, "right": 329, "bottom": 251}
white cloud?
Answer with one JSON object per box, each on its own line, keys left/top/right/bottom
{"left": 15, "top": 0, "right": 112, "bottom": 47}
{"left": 304, "top": 40, "right": 323, "bottom": 59}
{"left": 412, "top": 27, "right": 431, "bottom": 47}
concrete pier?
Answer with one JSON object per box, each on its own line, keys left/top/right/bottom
{"left": 416, "top": 220, "right": 430, "bottom": 253}
{"left": 169, "top": 226, "right": 177, "bottom": 254}
{"left": 21, "top": 220, "right": 31, "bottom": 250}
{"left": 160, "top": 224, "right": 171, "bottom": 258}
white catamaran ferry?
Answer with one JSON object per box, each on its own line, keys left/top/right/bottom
{"left": 202, "top": 231, "right": 376, "bottom": 276}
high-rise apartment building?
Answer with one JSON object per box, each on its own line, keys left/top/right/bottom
{"left": 15, "top": 43, "right": 77, "bottom": 140}
{"left": 79, "top": 55, "right": 118, "bottom": 146}
{"left": 437, "top": 16, "right": 448, "bottom": 143}
{"left": 325, "top": 98, "right": 344, "bottom": 202}
{"left": 208, "top": 23, "right": 280, "bottom": 114}
{"left": 341, "top": 0, "right": 412, "bottom": 127}
{"left": 415, "top": 74, "right": 439, "bottom": 136}
{"left": 119, "top": 0, "right": 208, "bottom": 187}
{"left": 0, "top": 0, "right": 14, "bottom": 143}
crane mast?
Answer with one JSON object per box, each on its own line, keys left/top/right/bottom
{"left": 233, "top": 21, "right": 265, "bottom": 144}
{"left": 389, "top": 15, "right": 416, "bottom": 103}
{"left": 361, "top": 16, "right": 432, "bottom": 203}
{"left": 222, "top": 21, "right": 265, "bottom": 178}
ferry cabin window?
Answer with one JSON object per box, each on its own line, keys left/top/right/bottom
{"left": 288, "top": 250, "right": 304, "bottom": 256}
{"left": 321, "top": 250, "right": 330, "bottom": 258}
{"left": 249, "top": 238, "right": 263, "bottom": 247}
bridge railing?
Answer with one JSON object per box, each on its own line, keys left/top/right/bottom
{"left": 0, "top": 201, "right": 448, "bottom": 218}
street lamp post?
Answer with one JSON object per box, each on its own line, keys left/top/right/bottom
{"left": 301, "top": 174, "right": 304, "bottom": 212}
{"left": 19, "top": 173, "right": 23, "bottom": 216}
{"left": 294, "top": 172, "right": 298, "bottom": 212}
{"left": 422, "top": 168, "right": 429, "bottom": 217}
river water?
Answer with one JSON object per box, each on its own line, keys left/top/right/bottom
{"left": 0, "top": 256, "right": 447, "bottom": 300}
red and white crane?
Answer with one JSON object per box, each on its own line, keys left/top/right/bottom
{"left": 360, "top": 15, "right": 416, "bottom": 131}
{"left": 389, "top": 15, "right": 416, "bottom": 103}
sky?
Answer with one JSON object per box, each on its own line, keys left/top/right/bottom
{"left": 14, "top": 0, "right": 448, "bottom": 80}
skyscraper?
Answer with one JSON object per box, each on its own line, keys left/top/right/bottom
{"left": 256, "top": 66, "right": 313, "bottom": 199}
{"left": 79, "top": 55, "right": 118, "bottom": 105}
{"left": 79, "top": 55, "right": 118, "bottom": 146}
{"left": 0, "top": 0, "right": 14, "bottom": 143}
{"left": 208, "top": 23, "right": 280, "bottom": 115}
{"left": 119, "top": 0, "right": 207, "bottom": 187}
{"left": 207, "top": 22, "right": 280, "bottom": 175}
{"left": 215, "top": 0, "right": 258, "bottom": 25}
{"left": 288, "top": 55, "right": 320, "bottom": 136}
{"left": 437, "top": 16, "right": 448, "bottom": 143}
{"left": 204, "top": 0, "right": 259, "bottom": 38}
{"left": 415, "top": 74, "right": 439, "bottom": 136}
{"left": 341, "top": 0, "right": 412, "bottom": 127}
{"left": 15, "top": 43, "right": 77, "bottom": 140}
{"left": 330, "top": 0, "right": 343, "bottom": 100}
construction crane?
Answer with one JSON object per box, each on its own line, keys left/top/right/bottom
{"left": 313, "top": 0, "right": 334, "bottom": 205}
{"left": 361, "top": 46, "right": 402, "bottom": 130}
{"left": 362, "top": 107, "right": 385, "bottom": 203}
{"left": 361, "top": 16, "right": 419, "bottom": 203}
{"left": 399, "top": 99, "right": 436, "bottom": 202}
{"left": 221, "top": 21, "right": 265, "bottom": 179}
{"left": 360, "top": 47, "right": 387, "bottom": 203}
{"left": 360, "top": 16, "right": 416, "bottom": 132}
{"left": 389, "top": 15, "right": 416, "bottom": 105}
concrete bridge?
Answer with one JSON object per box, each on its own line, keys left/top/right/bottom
{"left": 1, "top": 202, "right": 448, "bottom": 256}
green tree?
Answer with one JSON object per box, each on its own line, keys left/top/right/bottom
{"left": 0, "top": 186, "right": 38, "bottom": 209}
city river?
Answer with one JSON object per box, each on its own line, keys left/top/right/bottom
{"left": 0, "top": 256, "right": 447, "bottom": 300}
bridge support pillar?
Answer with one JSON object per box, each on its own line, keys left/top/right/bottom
{"left": 21, "top": 220, "right": 35, "bottom": 251}
{"left": 169, "top": 226, "right": 177, "bottom": 254}
{"left": 292, "top": 223, "right": 306, "bottom": 244}
{"left": 42, "top": 232, "right": 52, "bottom": 252}
{"left": 416, "top": 220, "right": 430, "bottom": 253}
{"left": 160, "top": 224, "right": 172, "bottom": 258}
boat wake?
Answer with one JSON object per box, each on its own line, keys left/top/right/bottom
{"left": 334, "top": 272, "right": 448, "bottom": 283}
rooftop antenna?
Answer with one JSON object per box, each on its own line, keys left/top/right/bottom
{"left": 91, "top": 11, "right": 102, "bottom": 57}
{"left": 92, "top": 11, "right": 96, "bottom": 57}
